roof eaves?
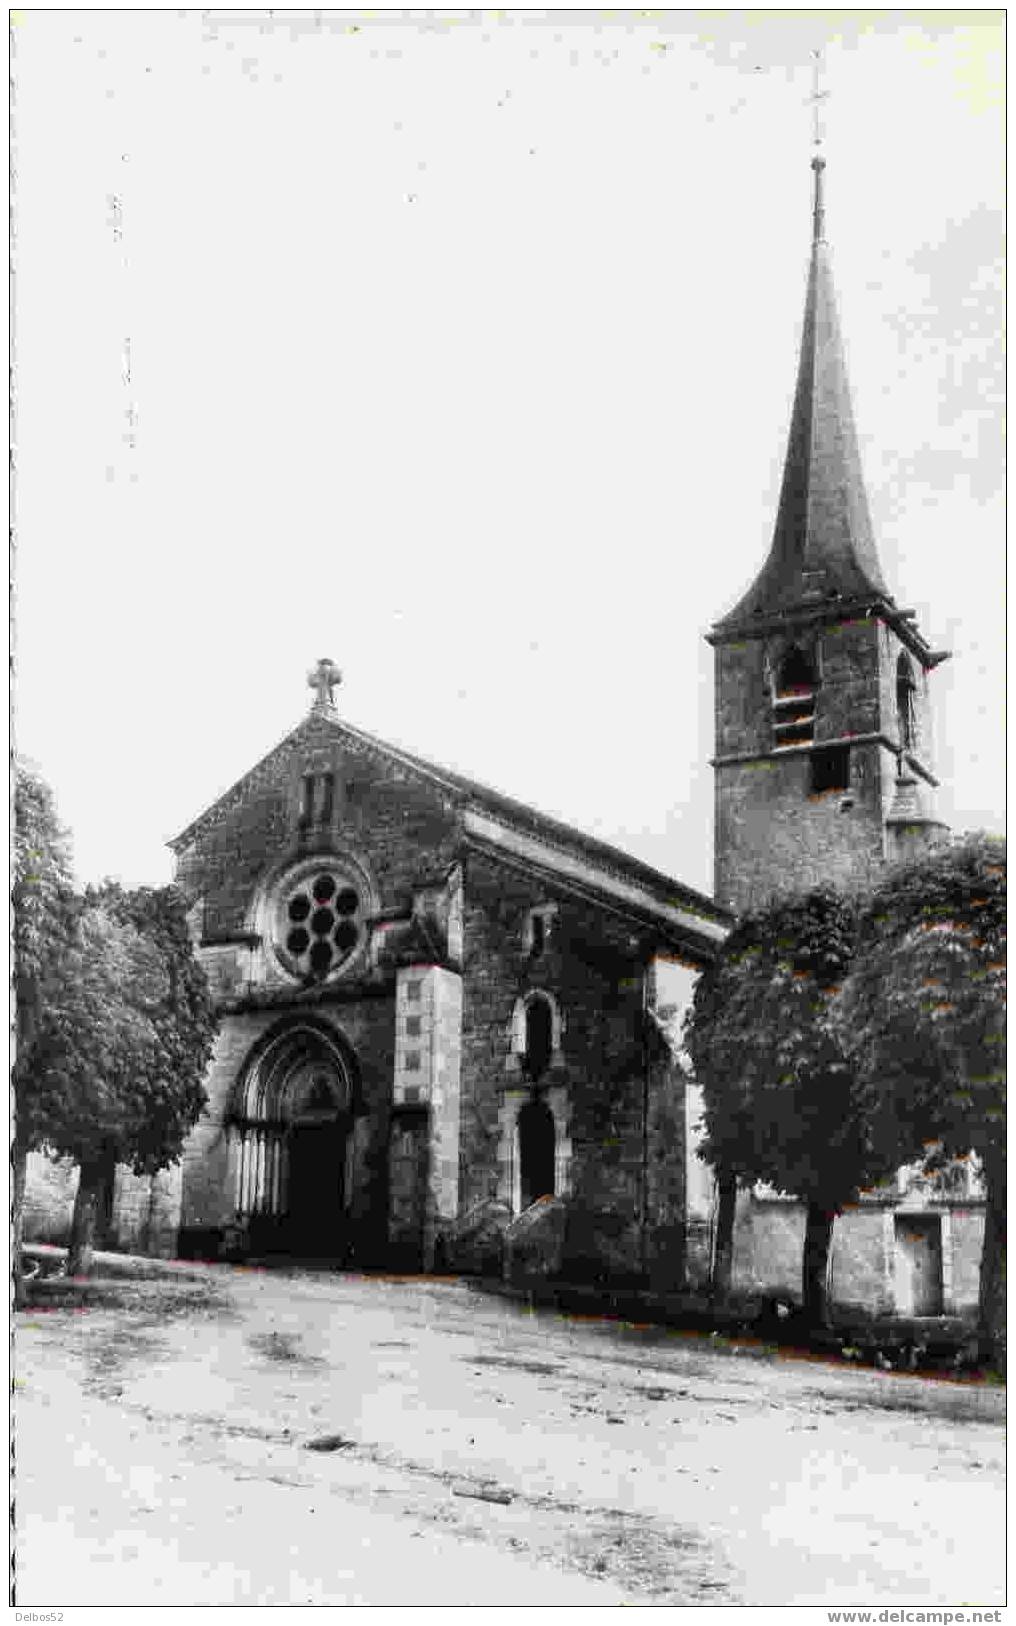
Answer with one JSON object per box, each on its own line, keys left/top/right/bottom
{"left": 462, "top": 808, "right": 731, "bottom": 949}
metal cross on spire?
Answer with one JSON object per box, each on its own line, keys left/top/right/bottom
{"left": 810, "top": 48, "right": 828, "bottom": 154}
{"left": 308, "top": 657, "right": 342, "bottom": 712}
{"left": 809, "top": 48, "right": 828, "bottom": 243}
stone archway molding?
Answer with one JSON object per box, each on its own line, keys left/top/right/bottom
{"left": 225, "top": 1014, "right": 362, "bottom": 1253}
{"left": 230, "top": 1013, "right": 362, "bottom": 1126}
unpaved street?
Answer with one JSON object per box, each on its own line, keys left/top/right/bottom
{"left": 15, "top": 1268, "right": 1005, "bottom": 1607}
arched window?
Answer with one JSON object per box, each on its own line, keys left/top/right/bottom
{"left": 896, "top": 653, "right": 918, "bottom": 751}
{"left": 772, "top": 645, "right": 818, "bottom": 747}
{"left": 509, "top": 990, "right": 563, "bottom": 1078}
{"left": 518, "top": 1097, "right": 556, "bottom": 1209}
{"left": 524, "top": 995, "right": 554, "bottom": 1081}
{"left": 777, "top": 646, "right": 817, "bottom": 696}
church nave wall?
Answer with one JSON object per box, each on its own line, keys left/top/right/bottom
{"left": 458, "top": 850, "right": 658, "bottom": 1281}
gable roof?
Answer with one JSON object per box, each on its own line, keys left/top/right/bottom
{"left": 169, "top": 707, "right": 731, "bottom": 949}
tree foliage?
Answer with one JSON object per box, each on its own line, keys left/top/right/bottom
{"left": 836, "top": 834, "right": 1006, "bottom": 1353}
{"left": 685, "top": 887, "right": 864, "bottom": 1209}
{"left": 14, "top": 766, "right": 218, "bottom": 1274}
{"left": 836, "top": 835, "right": 1006, "bottom": 1177}
{"left": 81, "top": 882, "right": 219, "bottom": 1175}
{"left": 18, "top": 904, "right": 162, "bottom": 1166}
{"left": 13, "top": 766, "right": 80, "bottom": 1291}
{"left": 685, "top": 839, "right": 1006, "bottom": 1351}
{"left": 13, "top": 767, "right": 77, "bottom": 1121}
{"left": 21, "top": 882, "right": 217, "bottom": 1177}
{"left": 684, "top": 887, "right": 864, "bottom": 1324}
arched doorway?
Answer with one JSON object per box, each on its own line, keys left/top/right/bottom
{"left": 518, "top": 1097, "right": 556, "bottom": 1210}
{"left": 230, "top": 1020, "right": 357, "bottom": 1259}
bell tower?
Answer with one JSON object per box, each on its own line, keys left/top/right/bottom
{"left": 709, "top": 157, "right": 949, "bottom": 914}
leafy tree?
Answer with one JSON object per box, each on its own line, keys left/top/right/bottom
{"left": 61, "top": 884, "right": 217, "bottom": 1274}
{"left": 12, "top": 766, "right": 78, "bottom": 1292}
{"left": 85, "top": 882, "right": 219, "bottom": 1173}
{"left": 29, "top": 903, "right": 170, "bottom": 1272}
{"left": 13, "top": 768, "right": 76, "bottom": 1073}
{"left": 684, "top": 887, "right": 863, "bottom": 1326}
{"left": 836, "top": 835, "right": 1006, "bottom": 1359}
{"left": 14, "top": 767, "right": 218, "bottom": 1277}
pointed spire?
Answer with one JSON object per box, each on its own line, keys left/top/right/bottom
{"left": 811, "top": 153, "right": 826, "bottom": 244}
{"left": 714, "top": 159, "right": 891, "bottom": 634}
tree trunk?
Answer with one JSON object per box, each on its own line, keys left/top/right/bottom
{"left": 978, "top": 1159, "right": 1006, "bottom": 1374}
{"left": 67, "top": 1150, "right": 114, "bottom": 1278}
{"left": 12, "top": 1141, "right": 28, "bottom": 1309}
{"left": 802, "top": 1204, "right": 836, "bottom": 1329}
{"left": 711, "top": 1170, "right": 737, "bottom": 1303}
{"left": 95, "top": 1151, "right": 118, "bottom": 1250}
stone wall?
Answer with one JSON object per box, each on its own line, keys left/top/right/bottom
{"left": 459, "top": 851, "right": 654, "bottom": 1282}
{"left": 712, "top": 616, "right": 901, "bottom": 913}
{"left": 730, "top": 1196, "right": 805, "bottom": 1299}
{"left": 947, "top": 1209, "right": 986, "bottom": 1316}
{"left": 22, "top": 1151, "right": 183, "bottom": 1260}
{"left": 22, "top": 1152, "right": 78, "bottom": 1244}
{"left": 169, "top": 717, "right": 472, "bottom": 1265}
{"left": 813, "top": 617, "right": 883, "bottom": 741}
{"left": 428, "top": 968, "right": 463, "bottom": 1234}
{"left": 109, "top": 1164, "right": 183, "bottom": 1258}
{"left": 714, "top": 744, "right": 891, "bottom": 914}
{"left": 643, "top": 1056, "right": 687, "bottom": 1289}
{"left": 827, "top": 1207, "right": 894, "bottom": 1317}
{"left": 178, "top": 1012, "right": 276, "bottom": 1248}
{"left": 725, "top": 1190, "right": 984, "bottom": 1318}
{"left": 174, "top": 716, "right": 462, "bottom": 949}
{"left": 390, "top": 963, "right": 463, "bottom": 1264}
{"left": 387, "top": 1109, "right": 429, "bottom": 1266}
{"left": 176, "top": 999, "right": 397, "bottom": 1261}
{"left": 712, "top": 618, "right": 884, "bottom": 763}
{"left": 874, "top": 620, "right": 937, "bottom": 776}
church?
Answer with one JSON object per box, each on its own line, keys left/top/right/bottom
{"left": 23, "top": 158, "right": 987, "bottom": 1318}
{"left": 160, "top": 661, "right": 729, "bottom": 1279}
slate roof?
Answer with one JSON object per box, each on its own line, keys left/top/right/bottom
{"left": 169, "top": 707, "right": 731, "bottom": 937}
{"left": 713, "top": 159, "right": 893, "bottom": 636}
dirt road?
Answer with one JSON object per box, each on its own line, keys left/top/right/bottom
{"left": 14, "top": 1267, "right": 1005, "bottom": 1607}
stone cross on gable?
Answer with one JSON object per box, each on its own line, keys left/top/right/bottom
{"left": 308, "top": 657, "right": 342, "bottom": 712}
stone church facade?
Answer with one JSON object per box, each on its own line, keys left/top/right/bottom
{"left": 22, "top": 158, "right": 989, "bottom": 1317}
{"left": 152, "top": 665, "right": 730, "bottom": 1280}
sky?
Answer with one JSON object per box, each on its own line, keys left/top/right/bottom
{"left": 13, "top": 9, "right": 1005, "bottom": 897}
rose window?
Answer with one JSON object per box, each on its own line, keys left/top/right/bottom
{"left": 275, "top": 867, "right": 365, "bottom": 981}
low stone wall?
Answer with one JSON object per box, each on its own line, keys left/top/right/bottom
{"left": 22, "top": 1152, "right": 78, "bottom": 1244}
{"left": 949, "top": 1209, "right": 987, "bottom": 1313}
{"left": 503, "top": 1195, "right": 567, "bottom": 1285}
{"left": 22, "top": 1152, "right": 181, "bottom": 1260}
{"left": 108, "top": 1165, "right": 183, "bottom": 1259}
{"left": 727, "top": 1193, "right": 984, "bottom": 1318}
{"left": 731, "top": 1198, "right": 804, "bottom": 1299}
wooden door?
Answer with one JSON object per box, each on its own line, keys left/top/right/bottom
{"left": 286, "top": 1121, "right": 347, "bottom": 1259}
{"left": 894, "top": 1215, "right": 944, "bottom": 1316}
